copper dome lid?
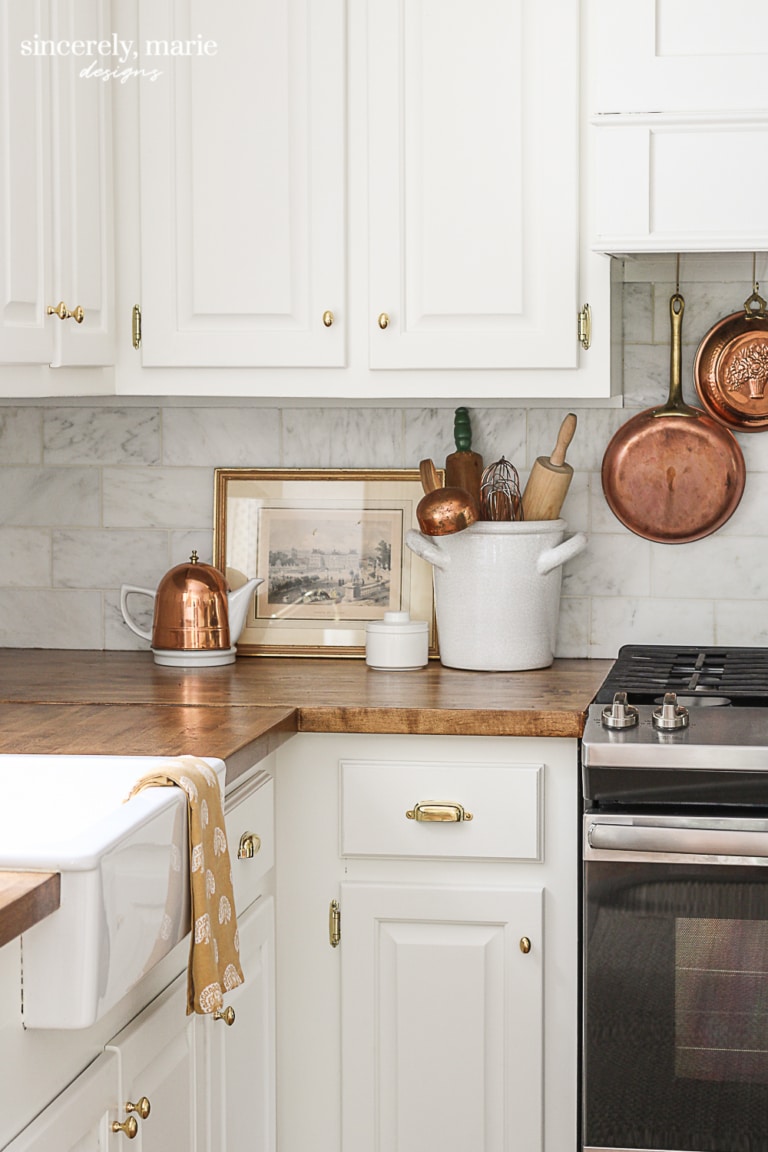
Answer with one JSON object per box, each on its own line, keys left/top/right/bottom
{"left": 151, "top": 552, "right": 231, "bottom": 651}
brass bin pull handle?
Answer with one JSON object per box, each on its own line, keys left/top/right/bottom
{"left": 47, "top": 301, "right": 84, "bottom": 323}
{"left": 406, "top": 801, "right": 473, "bottom": 823}
{"left": 237, "top": 832, "right": 261, "bottom": 859}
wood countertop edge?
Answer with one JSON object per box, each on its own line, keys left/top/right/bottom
{"left": 0, "top": 872, "right": 61, "bottom": 949}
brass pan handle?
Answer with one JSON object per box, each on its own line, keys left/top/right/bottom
{"left": 405, "top": 801, "right": 473, "bottom": 823}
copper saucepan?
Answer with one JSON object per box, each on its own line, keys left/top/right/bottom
{"left": 694, "top": 288, "right": 768, "bottom": 431}
{"left": 601, "top": 293, "right": 746, "bottom": 544}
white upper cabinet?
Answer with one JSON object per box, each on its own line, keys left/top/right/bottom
{"left": 587, "top": 0, "right": 768, "bottom": 253}
{"left": 367, "top": 0, "right": 579, "bottom": 372}
{"left": 0, "top": 0, "right": 114, "bottom": 368}
{"left": 589, "top": 0, "right": 768, "bottom": 114}
{"left": 137, "top": 0, "right": 345, "bottom": 369}
{"left": 125, "top": 0, "right": 613, "bottom": 397}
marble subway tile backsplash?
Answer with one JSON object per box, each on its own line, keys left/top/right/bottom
{"left": 1, "top": 255, "right": 766, "bottom": 658}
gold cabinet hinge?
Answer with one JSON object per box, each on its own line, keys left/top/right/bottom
{"left": 578, "top": 303, "right": 591, "bottom": 351}
{"left": 132, "top": 304, "right": 142, "bottom": 350}
{"left": 329, "top": 899, "right": 340, "bottom": 948}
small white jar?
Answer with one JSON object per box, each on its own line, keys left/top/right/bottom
{"left": 365, "top": 611, "right": 429, "bottom": 671}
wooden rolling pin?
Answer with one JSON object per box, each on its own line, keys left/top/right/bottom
{"left": 521, "top": 413, "right": 577, "bottom": 521}
{"left": 445, "top": 407, "right": 483, "bottom": 507}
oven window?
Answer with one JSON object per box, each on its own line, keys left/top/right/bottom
{"left": 676, "top": 917, "right": 768, "bottom": 1084}
{"left": 584, "top": 862, "right": 768, "bottom": 1152}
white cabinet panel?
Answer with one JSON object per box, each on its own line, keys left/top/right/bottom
{"left": 340, "top": 757, "right": 542, "bottom": 860}
{"left": 0, "top": 0, "right": 114, "bottom": 370}
{"left": 0, "top": 0, "right": 52, "bottom": 364}
{"left": 207, "top": 897, "right": 276, "bottom": 1152}
{"left": 4, "top": 1050, "right": 117, "bottom": 1152}
{"left": 368, "top": 0, "right": 580, "bottom": 370}
{"left": 138, "top": 0, "right": 345, "bottom": 368}
{"left": 592, "top": 118, "right": 768, "bottom": 253}
{"left": 341, "top": 882, "right": 543, "bottom": 1152}
{"left": 588, "top": 0, "right": 768, "bottom": 113}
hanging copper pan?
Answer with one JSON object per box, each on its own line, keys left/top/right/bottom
{"left": 694, "top": 289, "right": 768, "bottom": 431}
{"left": 601, "top": 293, "right": 746, "bottom": 544}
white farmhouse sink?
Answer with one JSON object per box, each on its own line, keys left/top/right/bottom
{"left": 0, "top": 754, "right": 226, "bottom": 1030}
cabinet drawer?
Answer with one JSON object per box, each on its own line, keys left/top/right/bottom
{"left": 340, "top": 759, "right": 542, "bottom": 861}
{"left": 227, "top": 775, "right": 274, "bottom": 913}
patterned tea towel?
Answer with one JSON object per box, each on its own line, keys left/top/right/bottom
{"left": 128, "top": 755, "right": 244, "bottom": 1015}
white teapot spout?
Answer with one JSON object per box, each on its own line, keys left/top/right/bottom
{"left": 227, "top": 577, "right": 263, "bottom": 645}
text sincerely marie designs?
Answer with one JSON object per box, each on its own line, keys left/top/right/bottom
{"left": 19, "top": 33, "right": 217, "bottom": 82}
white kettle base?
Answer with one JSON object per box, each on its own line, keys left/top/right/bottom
{"left": 152, "top": 647, "right": 237, "bottom": 667}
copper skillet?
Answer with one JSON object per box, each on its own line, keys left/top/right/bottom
{"left": 694, "top": 289, "right": 768, "bottom": 431}
{"left": 601, "top": 294, "right": 746, "bottom": 544}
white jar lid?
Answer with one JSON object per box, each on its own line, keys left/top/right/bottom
{"left": 365, "top": 611, "right": 428, "bottom": 635}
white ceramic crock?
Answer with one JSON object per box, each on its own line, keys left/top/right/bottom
{"left": 406, "top": 520, "right": 586, "bottom": 672}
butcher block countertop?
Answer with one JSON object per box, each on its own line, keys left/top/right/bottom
{"left": 0, "top": 649, "right": 612, "bottom": 943}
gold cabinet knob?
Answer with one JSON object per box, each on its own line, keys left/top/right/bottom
{"left": 237, "top": 832, "right": 261, "bottom": 860}
{"left": 214, "top": 1005, "right": 236, "bottom": 1025}
{"left": 322, "top": 310, "right": 334, "bottom": 327}
{"left": 377, "top": 312, "right": 390, "bottom": 329}
{"left": 125, "top": 1097, "right": 151, "bottom": 1120}
{"left": 111, "top": 1117, "right": 139, "bottom": 1140}
{"left": 46, "top": 301, "right": 84, "bottom": 323}
{"left": 519, "top": 937, "right": 532, "bottom": 954}
{"left": 406, "top": 801, "right": 473, "bottom": 823}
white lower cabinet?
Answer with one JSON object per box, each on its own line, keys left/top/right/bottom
{"left": 2, "top": 765, "right": 276, "bottom": 1152}
{"left": 274, "top": 732, "right": 579, "bottom": 1152}
{"left": 2, "top": 1050, "right": 118, "bottom": 1152}
{"left": 340, "top": 882, "right": 543, "bottom": 1152}
{"left": 205, "top": 896, "right": 276, "bottom": 1152}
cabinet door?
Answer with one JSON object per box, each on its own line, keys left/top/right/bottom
{"left": 4, "top": 1049, "right": 118, "bottom": 1152}
{"left": 0, "top": 0, "right": 53, "bottom": 364}
{"left": 138, "top": 0, "right": 345, "bottom": 368}
{"left": 49, "top": 0, "right": 114, "bottom": 367}
{"left": 367, "top": 0, "right": 579, "bottom": 370}
{"left": 588, "top": 0, "right": 768, "bottom": 114}
{"left": 340, "top": 882, "right": 543, "bottom": 1152}
{"left": 0, "top": 0, "right": 113, "bottom": 369}
{"left": 206, "top": 897, "right": 276, "bottom": 1152}
{"left": 108, "top": 973, "right": 200, "bottom": 1151}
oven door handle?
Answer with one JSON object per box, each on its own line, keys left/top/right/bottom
{"left": 587, "top": 821, "right": 768, "bottom": 858}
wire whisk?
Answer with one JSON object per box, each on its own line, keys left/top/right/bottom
{"left": 480, "top": 457, "right": 523, "bottom": 521}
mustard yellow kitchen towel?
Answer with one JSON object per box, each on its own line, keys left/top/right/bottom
{"left": 128, "top": 756, "right": 244, "bottom": 1015}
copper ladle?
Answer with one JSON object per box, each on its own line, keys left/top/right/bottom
{"left": 416, "top": 458, "right": 480, "bottom": 536}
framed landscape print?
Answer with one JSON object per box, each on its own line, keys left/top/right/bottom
{"left": 213, "top": 468, "right": 438, "bottom": 657}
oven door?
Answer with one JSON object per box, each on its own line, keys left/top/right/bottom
{"left": 583, "top": 813, "right": 768, "bottom": 1152}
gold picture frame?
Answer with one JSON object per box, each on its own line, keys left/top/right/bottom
{"left": 213, "top": 468, "right": 439, "bottom": 658}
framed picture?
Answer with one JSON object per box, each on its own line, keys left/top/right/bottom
{"left": 213, "top": 468, "right": 439, "bottom": 658}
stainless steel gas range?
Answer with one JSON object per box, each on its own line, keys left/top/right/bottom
{"left": 581, "top": 645, "right": 768, "bottom": 1152}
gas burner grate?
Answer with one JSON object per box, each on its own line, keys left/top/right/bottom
{"left": 595, "top": 645, "right": 768, "bottom": 705}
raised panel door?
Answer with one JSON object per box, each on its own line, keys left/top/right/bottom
{"left": 0, "top": 0, "right": 53, "bottom": 364}
{"left": 206, "top": 897, "right": 276, "bottom": 1152}
{"left": 3, "top": 1050, "right": 118, "bottom": 1152}
{"left": 367, "top": 0, "right": 580, "bottom": 370}
{"left": 588, "top": 0, "right": 768, "bottom": 114}
{"left": 340, "top": 882, "right": 544, "bottom": 1152}
{"left": 137, "top": 0, "right": 345, "bottom": 368}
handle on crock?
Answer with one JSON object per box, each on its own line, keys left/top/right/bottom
{"left": 536, "top": 532, "right": 587, "bottom": 576}
{"left": 120, "top": 584, "right": 156, "bottom": 641}
{"left": 405, "top": 529, "right": 450, "bottom": 571}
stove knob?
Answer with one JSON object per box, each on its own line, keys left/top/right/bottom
{"left": 601, "top": 691, "right": 639, "bottom": 729}
{"left": 652, "top": 691, "right": 690, "bottom": 731}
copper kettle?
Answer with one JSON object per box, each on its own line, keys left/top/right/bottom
{"left": 120, "top": 553, "right": 262, "bottom": 663}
